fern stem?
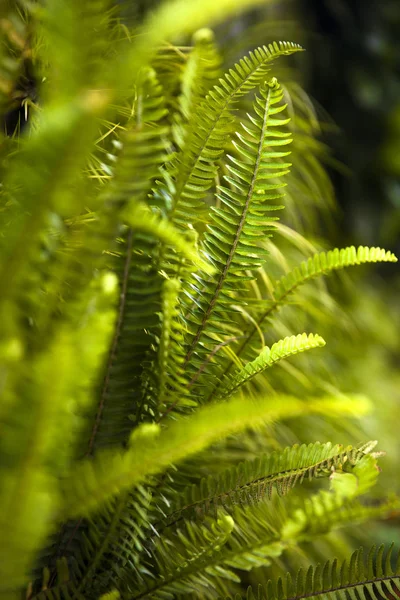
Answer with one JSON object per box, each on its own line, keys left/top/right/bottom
{"left": 86, "top": 228, "right": 134, "bottom": 455}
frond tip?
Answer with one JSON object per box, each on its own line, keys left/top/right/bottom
{"left": 231, "top": 544, "right": 400, "bottom": 600}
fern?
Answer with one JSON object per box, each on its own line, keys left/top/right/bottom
{"left": 0, "top": 1, "right": 398, "bottom": 598}
{"left": 129, "top": 516, "right": 235, "bottom": 598}
{"left": 215, "top": 333, "right": 325, "bottom": 400}
{"left": 159, "top": 441, "right": 375, "bottom": 526}
{"left": 208, "top": 246, "right": 398, "bottom": 400}
{"left": 181, "top": 77, "right": 293, "bottom": 382}
{"left": 156, "top": 278, "right": 192, "bottom": 409}
{"left": 232, "top": 544, "right": 400, "bottom": 600}
{"left": 156, "top": 43, "right": 301, "bottom": 235}
{"left": 174, "top": 28, "right": 222, "bottom": 149}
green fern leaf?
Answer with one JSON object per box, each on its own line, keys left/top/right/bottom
{"left": 156, "top": 42, "right": 301, "bottom": 232}
{"left": 216, "top": 333, "right": 325, "bottom": 400}
{"left": 61, "top": 394, "right": 364, "bottom": 519}
{"left": 125, "top": 516, "right": 235, "bottom": 598}
{"left": 273, "top": 245, "right": 398, "bottom": 311}
{"left": 253, "top": 245, "right": 398, "bottom": 343}
{"left": 235, "top": 544, "right": 400, "bottom": 600}
{"left": 141, "top": 278, "right": 194, "bottom": 414}
{"left": 122, "top": 203, "right": 212, "bottom": 274}
{"left": 174, "top": 27, "right": 222, "bottom": 149}
{"left": 208, "top": 245, "right": 397, "bottom": 401}
{"left": 220, "top": 497, "right": 396, "bottom": 579}
{"left": 181, "top": 77, "right": 293, "bottom": 378}
{"left": 160, "top": 441, "right": 372, "bottom": 525}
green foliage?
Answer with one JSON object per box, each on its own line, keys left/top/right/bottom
{"left": 0, "top": 1, "right": 397, "bottom": 599}
{"left": 229, "top": 544, "right": 400, "bottom": 600}
{"left": 161, "top": 441, "right": 379, "bottom": 525}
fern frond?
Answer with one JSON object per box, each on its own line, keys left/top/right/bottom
{"left": 83, "top": 70, "right": 172, "bottom": 450}
{"left": 236, "top": 544, "right": 400, "bottom": 600}
{"left": 272, "top": 245, "right": 398, "bottom": 311}
{"left": 208, "top": 245, "right": 397, "bottom": 401}
{"left": 157, "top": 279, "right": 192, "bottom": 409}
{"left": 149, "top": 463, "right": 391, "bottom": 597}
{"left": 139, "top": 277, "right": 193, "bottom": 420}
{"left": 181, "top": 77, "right": 293, "bottom": 379}
{"left": 61, "top": 486, "right": 153, "bottom": 598}
{"left": 216, "top": 333, "right": 325, "bottom": 400}
{"left": 126, "top": 515, "right": 235, "bottom": 598}
{"left": 122, "top": 203, "right": 212, "bottom": 274}
{"left": 157, "top": 43, "right": 301, "bottom": 233}
{"left": 174, "top": 27, "right": 221, "bottom": 148}
{"left": 61, "top": 394, "right": 364, "bottom": 520}
{"left": 160, "top": 441, "right": 372, "bottom": 525}
{"left": 30, "top": 557, "right": 85, "bottom": 600}
{"left": 220, "top": 497, "right": 396, "bottom": 579}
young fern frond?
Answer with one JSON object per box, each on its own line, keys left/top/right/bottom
{"left": 159, "top": 441, "right": 373, "bottom": 526}
{"left": 215, "top": 333, "right": 325, "bottom": 400}
{"left": 236, "top": 544, "right": 400, "bottom": 600}
{"left": 182, "top": 77, "right": 292, "bottom": 374}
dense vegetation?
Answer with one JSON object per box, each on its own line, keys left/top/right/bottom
{"left": 0, "top": 1, "right": 398, "bottom": 599}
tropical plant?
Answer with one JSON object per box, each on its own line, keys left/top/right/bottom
{"left": 0, "top": 1, "right": 397, "bottom": 599}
